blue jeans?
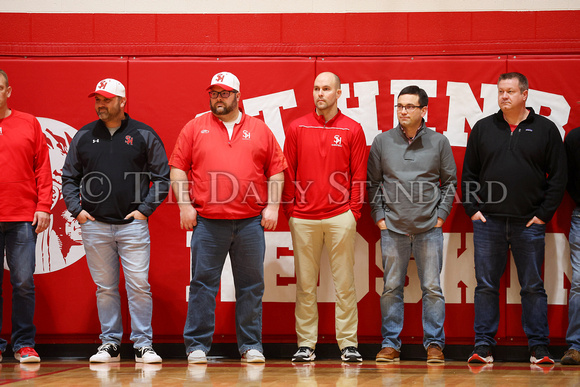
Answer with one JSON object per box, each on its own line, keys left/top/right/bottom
{"left": 567, "top": 207, "right": 580, "bottom": 351}
{"left": 80, "top": 219, "right": 153, "bottom": 348}
{"left": 472, "top": 215, "right": 549, "bottom": 348}
{"left": 0, "top": 222, "right": 37, "bottom": 352}
{"left": 184, "top": 216, "right": 265, "bottom": 356}
{"left": 379, "top": 227, "right": 445, "bottom": 351}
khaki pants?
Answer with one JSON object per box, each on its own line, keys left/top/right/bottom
{"left": 289, "top": 210, "right": 358, "bottom": 350}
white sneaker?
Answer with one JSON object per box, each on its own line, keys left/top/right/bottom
{"left": 135, "top": 346, "right": 162, "bottom": 364}
{"left": 242, "top": 349, "right": 265, "bottom": 363}
{"left": 90, "top": 343, "right": 121, "bottom": 363}
{"left": 188, "top": 350, "right": 207, "bottom": 364}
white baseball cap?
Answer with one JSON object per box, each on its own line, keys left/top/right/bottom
{"left": 207, "top": 72, "right": 240, "bottom": 92}
{"left": 88, "top": 78, "right": 126, "bottom": 98}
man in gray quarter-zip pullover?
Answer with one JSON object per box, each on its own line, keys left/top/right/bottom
{"left": 368, "top": 85, "right": 457, "bottom": 363}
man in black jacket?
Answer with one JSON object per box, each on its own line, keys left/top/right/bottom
{"left": 562, "top": 127, "right": 580, "bottom": 365}
{"left": 62, "top": 78, "right": 170, "bottom": 364}
{"left": 462, "top": 72, "right": 566, "bottom": 365}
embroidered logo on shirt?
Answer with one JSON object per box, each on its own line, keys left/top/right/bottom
{"left": 201, "top": 129, "right": 210, "bottom": 134}
{"left": 242, "top": 130, "right": 251, "bottom": 140}
{"left": 525, "top": 128, "right": 533, "bottom": 132}
{"left": 331, "top": 135, "right": 343, "bottom": 147}
{"left": 125, "top": 135, "right": 133, "bottom": 145}
{"left": 93, "top": 139, "right": 99, "bottom": 143}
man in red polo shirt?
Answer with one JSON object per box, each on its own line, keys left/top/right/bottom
{"left": 170, "top": 71, "right": 286, "bottom": 364}
{"left": 282, "top": 72, "right": 367, "bottom": 362}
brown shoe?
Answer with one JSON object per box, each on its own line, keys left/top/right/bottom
{"left": 561, "top": 348, "right": 580, "bottom": 365}
{"left": 427, "top": 344, "right": 445, "bottom": 363}
{"left": 376, "top": 347, "right": 400, "bottom": 362}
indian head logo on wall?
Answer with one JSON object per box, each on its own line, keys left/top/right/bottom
{"left": 28, "top": 118, "right": 84, "bottom": 274}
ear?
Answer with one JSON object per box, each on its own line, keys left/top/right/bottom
{"left": 421, "top": 105, "right": 428, "bottom": 118}
{"left": 336, "top": 88, "right": 342, "bottom": 99}
{"left": 120, "top": 97, "right": 127, "bottom": 107}
{"left": 522, "top": 89, "right": 528, "bottom": 101}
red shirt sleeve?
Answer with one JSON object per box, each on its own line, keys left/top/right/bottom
{"left": 34, "top": 118, "right": 52, "bottom": 214}
{"left": 348, "top": 124, "right": 368, "bottom": 221}
{"left": 263, "top": 126, "right": 287, "bottom": 178}
{"left": 169, "top": 120, "right": 194, "bottom": 171}
{"left": 281, "top": 122, "right": 298, "bottom": 219}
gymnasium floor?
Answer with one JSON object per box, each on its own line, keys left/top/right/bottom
{"left": 0, "top": 359, "right": 578, "bottom": 386}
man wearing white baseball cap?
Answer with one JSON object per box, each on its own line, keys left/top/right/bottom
{"left": 88, "top": 78, "right": 126, "bottom": 99}
{"left": 170, "top": 71, "right": 286, "bottom": 364}
{"left": 63, "top": 78, "right": 170, "bottom": 364}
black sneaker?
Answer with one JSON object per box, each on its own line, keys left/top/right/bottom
{"left": 134, "top": 346, "right": 162, "bottom": 364}
{"left": 530, "top": 345, "right": 554, "bottom": 364}
{"left": 468, "top": 345, "right": 493, "bottom": 363}
{"left": 341, "top": 346, "right": 363, "bottom": 362}
{"left": 292, "top": 347, "right": 316, "bottom": 362}
{"left": 90, "top": 343, "right": 120, "bottom": 363}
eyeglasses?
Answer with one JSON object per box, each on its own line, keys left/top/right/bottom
{"left": 209, "top": 90, "right": 237, "bottom": 99}
{"left": 395, "top": 104, "right": 423, "bottom": 112}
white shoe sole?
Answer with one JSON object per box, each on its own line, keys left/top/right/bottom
{"left": 243, "top": 357, "right": 265, "bottom": 363}
{"left": 89, "top": 354, "right": 121, "bottom": 363}
{"left": 16, "top": 356, "right": 41, "bottom": 363}
{"left": 136, "top": 355, "right": 163, "bottom": 364}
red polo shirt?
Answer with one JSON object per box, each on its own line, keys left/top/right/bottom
{"left": 170, "top": 111, "right": 286, "bottom": 219}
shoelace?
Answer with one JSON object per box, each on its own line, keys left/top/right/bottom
{"left": 99, "top": 343, "right": 118, "bottom": 352}
{"left": 19, "top": 348, "right": 38, "bottom": 357}
{"left": 139, "top": 347, "right": 155, "bottom": 355}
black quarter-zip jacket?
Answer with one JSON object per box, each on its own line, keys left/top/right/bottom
{"left": 62, "top": 113, "right": 170, "bottom": 224}
{"left": 461, "top": 108, "right": 567, "bottom": 222}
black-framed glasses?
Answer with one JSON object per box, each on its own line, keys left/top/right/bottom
{"left": 395, "top": 104, "right": 423, "bottom": 112}
{"left": 209, "top": 90, "right": 237, "bottom": 99}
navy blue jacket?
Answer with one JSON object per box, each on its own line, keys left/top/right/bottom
{"left": 62, "top": 113, "right": 170, "bottom": 224}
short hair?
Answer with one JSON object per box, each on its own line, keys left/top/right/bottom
{"left": 0, "top": 69, "right": 8, "bottom": 86}
{"left": 398, "top": 85, "right": 428, "bottom": 107}
{"left": 498, "top": 72, "right": 528, "bottom": 92}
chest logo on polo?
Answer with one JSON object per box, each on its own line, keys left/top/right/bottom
{"left": 242, "top": 130, "right": 251, "bottom": 140}
{"left": 93, "top": 139, "right": 99, "bottom": 143}
{"left": 201, "top": 129, "right": 210, "bottom": 134}
{"left": 332, "top": 134, "right": 343, "bottom": 147}
{"left": 125, "top": 135, "right": 133, "bottom": 145}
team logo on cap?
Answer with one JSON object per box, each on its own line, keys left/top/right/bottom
{"left": 215, "top": 74, "right": 225, "bottom": 82}
{"left": 98, "top": 80, "right": 108, "bottom": 89}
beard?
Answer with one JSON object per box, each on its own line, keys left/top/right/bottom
{"left": 210, "top": 98, "right": 237, "bottom": 116}
{"left": 96, "top": 98, "right": 123, "bottom": 123}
